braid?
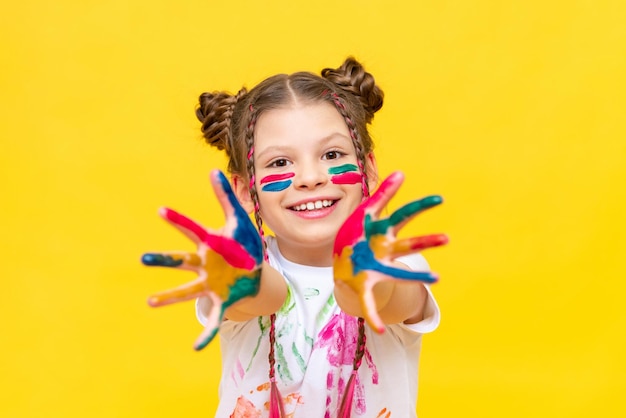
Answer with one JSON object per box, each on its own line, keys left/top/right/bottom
{"left": 245, "top": 104, "right": 285, "bottom": 418}
{"left": 268, "top": 313, "right": 278, "bottom": 380}
{"left": 244, "top": 104, "right": 281, "bottom": 406}
{"left": 244, "top": 105, "right": 268, "bottom": 255}
{"left": 353, "top": 318, "right": 367, "bottom": 370}
{"left": 328, "top": 92, "right": 370, "bottom": 198}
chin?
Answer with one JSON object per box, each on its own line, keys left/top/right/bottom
{"left": 280, "top": 232, "right": 335, "bottom": 251}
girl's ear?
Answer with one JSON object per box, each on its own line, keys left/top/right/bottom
{"left": 232, "top": 174, "right": 255, "bottom": 214}
{"left": 365, "top": 152, "right": 379, "bottom": 192}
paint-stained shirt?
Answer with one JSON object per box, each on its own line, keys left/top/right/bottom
{"left": 197, "top": 236, "right": 440, "bottom": 418}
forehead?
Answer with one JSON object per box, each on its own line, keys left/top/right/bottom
{"left": 254, "top": 101, "right": 350, "bottom": 150}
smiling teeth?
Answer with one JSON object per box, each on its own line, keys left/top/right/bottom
{"left": 292, "top": 200, "right": 334, "bottom": 211}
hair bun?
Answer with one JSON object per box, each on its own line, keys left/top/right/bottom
{"left": 321, "top": 57, "right": 384, "bottom": 123}
{"left": 196, "top": 88, "right": 247, "bottom": 153}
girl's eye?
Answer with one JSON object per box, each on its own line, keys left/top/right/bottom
{"left": 323, "top": 151, "right": 343, "bottom": 160}
{"left": 269, "top": 158, "right": 290, "bottom": 168}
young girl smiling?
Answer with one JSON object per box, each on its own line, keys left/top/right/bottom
{"left": 143, "top": 57, "right": 447, "bottom": 417}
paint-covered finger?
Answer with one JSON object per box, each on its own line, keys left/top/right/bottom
{"left": 389, "top": 234, "right": 449, "bottom": 258}
{"left": 366, "top": 258, "right": 439, "bottom": 284}
{"left": 193, "top": 292, "right": 224, "bottom": 350}
{"left": 159, "top": 207, "right": 210, "bottom": 245}
{"left": 334, "top": 173, "right": 404, "bottom": 255}
{"left": 147, "top": 278, "right": 208, "bottom": 307}
{"left": 334, "top": 204, "right": 367, "bottom": 254}
{"left": 141, "top": 252, "right": 202, "bottom": 270}
{"left": 202, "top": 232, "right": 259, "bottom": 271}
{"left": 388, "top": 195, "right": 443, "bottom": 234}
{"left": 361, "top": 171, "right": 404, "bottom": 216}
{"left": 209, "top": 169, "right": 242, "bottom": 219}
{"left": 209, "top": 170, "right": 263, "bottom": 265}
{"left": 334, "top": 173, "right": 402, "bottom": 253}
{"left": 390, "top": 195, "right": 443, "bottom": 226}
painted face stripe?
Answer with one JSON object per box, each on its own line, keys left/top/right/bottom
{"left": 262, "top": 180, "right": 292, "bottom": 192}
{"left": 331, "top": 172, "right": 362, "bottom": 185}
{"left": 328, "top": 164, "right": 358, "bottom": 175}
{"left": 329, "top": 163, "right": 361, "bottom": 185}
{"left": 260, "top": 172, "right": 295, "bottom": 184}
{"left": 259, "top": 172, "right": 294, "bottom": 192}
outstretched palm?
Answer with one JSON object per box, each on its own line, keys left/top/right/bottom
{"left": 142, "top": 170, "right": 263, "bottom": 350}
{"left": 333, "top": 172, "right": 448, "bottom": 333}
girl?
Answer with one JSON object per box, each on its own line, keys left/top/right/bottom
{"left": 142, "top": 57, "right": 447, "bottom": 418}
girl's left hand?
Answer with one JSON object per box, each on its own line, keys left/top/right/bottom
{"left": 333, "top": 171, "right": 448, "bottom": 332}
{"left": 141, "top": 170, "right": 263, "bottom": 350}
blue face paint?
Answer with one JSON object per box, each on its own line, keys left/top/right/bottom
{"left": 259, "top": 173, "right": 295, "bottom": 192}
{"left": 261, "top": 180, "right": 292, "bottom": 192}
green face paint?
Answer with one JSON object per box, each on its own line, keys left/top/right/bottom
{"left": 328, "top": 164, "right": 358, "bottom": 175}
{"left": 329, "top": 164, "right": 361, "bottom": 185}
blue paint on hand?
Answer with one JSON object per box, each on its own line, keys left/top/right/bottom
{"left": 141, "top": 253, "right": 183, "bottom": 267}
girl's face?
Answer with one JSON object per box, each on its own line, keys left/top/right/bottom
{"left": 237, "top": 101, "right": 376, "bottom": 266}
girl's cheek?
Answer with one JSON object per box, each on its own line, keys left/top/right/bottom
{"left": 329, "top": 164, "right": 362, "bottom": 185}
{"left": 260, "top": 173, "right": 295, "bottom": 192}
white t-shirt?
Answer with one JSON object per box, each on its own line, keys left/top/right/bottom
{"left": 197, "top": 236, "right": 440, "bottom": 418}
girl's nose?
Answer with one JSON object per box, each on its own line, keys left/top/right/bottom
{"left": 293, "top": 163, "right": 327, "bottom": 190}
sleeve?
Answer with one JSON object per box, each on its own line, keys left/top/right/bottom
{"left": 395, "top": 253, "right": 441, "bottom": 334}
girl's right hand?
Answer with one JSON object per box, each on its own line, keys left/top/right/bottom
{"left": 141, "top": 170, "right": 263, "bottom": 350}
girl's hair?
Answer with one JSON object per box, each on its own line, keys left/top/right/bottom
{"left": 196, "top": 56, "right": 384, "bottom": 177}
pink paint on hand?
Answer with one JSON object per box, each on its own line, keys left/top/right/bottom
{"left": 160, "top": 207, "right": 211, "bottom": 243}
{"left": 160, "top": 207, "right": 255, "bottom": 270}
{"left": 333, "top": 173, "right": 403, "bottom": 255}
{"left": 204, "top": 235, "right": 257, "bottom": 271}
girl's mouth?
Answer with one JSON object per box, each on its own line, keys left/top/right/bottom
{"left": 290, "top": 199, "right": 337, "bottom": 212}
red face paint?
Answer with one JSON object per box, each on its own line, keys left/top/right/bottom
{"left": 331, "top": 172, "right": 362, "bottom": 185}
{"left": 329, "top": 164, "right": 361, "bottom": 185}
{"left": 260, "top": 173, "right": 295, "bottom": 192}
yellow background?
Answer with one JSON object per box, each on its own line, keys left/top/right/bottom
{"left": 2, "top": 0, "right": 624, "bottom": 417}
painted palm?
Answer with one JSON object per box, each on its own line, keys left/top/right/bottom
{"left": 333, "top": 172, "right": 448, "bottom": 333}
{"left": 142, "top": 170, "right": 263, "bottom": 350}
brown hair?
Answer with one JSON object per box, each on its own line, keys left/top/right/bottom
{"left": 196, "top": 57, "right": 384, "bottom": 177}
